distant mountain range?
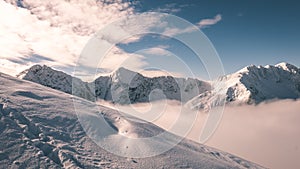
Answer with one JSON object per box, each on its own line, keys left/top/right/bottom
{"left": 17, "top": 65, "right": 211, "bottom": 104}
{"left": 17, "top": 63, "right": 300, "bottom": 109}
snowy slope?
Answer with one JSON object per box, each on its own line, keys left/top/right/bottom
{"left": 18, "top": 65, "right": 211, "bottom": 104}
{"left": 0, "top": 73, "right": 263, "bottom": 168}
{"left": 186, "top": 62, "right": 300, "bottom": 110}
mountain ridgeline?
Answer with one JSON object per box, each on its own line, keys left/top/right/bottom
{"left": 186, "top": 62, "right": 300, "bottom": 109}
{"left": 18, "top": 63, "right": 300, "bottom": 108}
{"left": 17, "top": 65, "right": 211, "bottom": 104}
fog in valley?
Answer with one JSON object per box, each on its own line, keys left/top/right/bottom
{"left": 206, "top": 99, "right": 300, "bottom": 169}
{"left": 98, "top": 99, "right": 300, "bottom": 169}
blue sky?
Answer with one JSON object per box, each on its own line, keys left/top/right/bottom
{"left": 128, "top": 0, "right": 300, "bottom": 75}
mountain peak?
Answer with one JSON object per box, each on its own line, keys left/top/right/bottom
{"left": 17, "top": 64, "right": 63, "bottom": 79}
{"left": 112, "top": 67, "right": 143, "bottom": 83}
{"left": 275, "top": 62, "right": 292, "bottom": 67}
{"left": 114, "top": 67, "right": 136, "bottom": 75}
{"left": 29, "top": 64, "right": 43, "bottom": 70}
{"left": 17, "top": 64, "right": 77, "bottom": 95}
{"left": 275, "top": 62, "right": 299, "bottom": 73}
{"left": 17, "top": 64, "right": 42, "bottom": 78}
{"left": 237, "top": 64, "right": 257, "bottom": 73}
{"left": 187, "top": 62, "right": 300, "bottom": 109}
{"left": 237, "top": 62, "right": 299, "bottom": 74}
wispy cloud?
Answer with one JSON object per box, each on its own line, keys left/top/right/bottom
{"left": 197, "top": 14, "right": 222, "bottom": 28}
{"left": 161, "top": 14, "right": 222, "bottom": 36}
{"left": 152, "top": 3, "right": 181, "bottom": 13}
{"left": 162, "top": 26, "right": 197, "bottom": 36}
{"left": 139, "top": 45, "right": 171, "bottom": 56}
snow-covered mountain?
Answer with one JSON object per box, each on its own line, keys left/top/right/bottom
{"left": 18, "top": 65, "right": 211, "bottom": 104}
{"left": 18, "top": 63, "right": 300, "bottom": 108}
{"left": 17, "top": 65, "right": 95, "bottom": 101}
{"left": 187, "top": 62, "right": 300, "bottom": 110}
{"left": 18, "top": 65, "right": 81, "bottom": 95}
{"left": 0, "top": 72, "right": 263, "bottom": 168}
{"left": 97, "top": 67, "right": 210, "bottom": 104}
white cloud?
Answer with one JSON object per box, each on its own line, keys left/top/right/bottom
{"left": 206, "top": 100, "right": 300, "bottom": 169}
{"left": 120, "top": 36, "right": 143, "bottom": 45}
{"left": 197, "top": 14, "right": 222, "bottom": 28}
{"left": 0, "top": 1, "right": 222, "bottom": 78}
{"left": 0, "top": 0, "right": 135, "bottom": 75}
{"left": 110, "top": 98, "right": 300, "bottom": 169}
{"left": 153, "top": 3, "right": 181, "bottom": 13}
{"left": 158, "top": 14, "right": 222, "bottom": 36}
{"left": 162, "top": 26, "right": 197, "bottom": 37}
{"left": 140, "top": 45, "right": 171, "bottom": 56}
{"left": 96, "top": 47, "right": 147, "bottom": 73}
{"left": 19, "top": 0, "right": 134, "bottom": 36}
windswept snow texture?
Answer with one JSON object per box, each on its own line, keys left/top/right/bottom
{"left": 0, "top": 73, "right": 263, "bottom": 168}
{"left": 18, "top": 65, "right": 211, "bottom": 104}
{"left": 186, "top": 62, "right": 300, "bottom": 110}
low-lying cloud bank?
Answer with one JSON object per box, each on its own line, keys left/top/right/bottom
{"left": 206, "top": 99, "right": 300, "bottom": 169}
{"left": 98, "top": 99, "right": 300, "bottom": 169}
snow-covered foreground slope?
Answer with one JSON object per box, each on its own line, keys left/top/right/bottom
{"left": 18, "top": 65, "right": 211, "bottom": 104}
{"left": 0, "top": 73, "right": 263, "bottom": 168}
{"left": 186, "top": 62, "right": 300, "bottom": 110}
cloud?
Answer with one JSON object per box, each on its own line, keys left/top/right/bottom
{"left": 152, "top": 3, "right": 181, "bottom": 13}
{"left": 197, "top": 14, "right": 222, "bottom": 28}
{"left": 120, "top": 36, "right": 143, "bottom": 45}
{"left": 105, "top": 99, "right": 300, "bottom": 169}
{"left": 139, "top": 45, "right": 171, "bottom": 56}
{"left": 159, "top": 14, "right": 222, "bottom": 36}
{"left": 0, "top": 1, "right": 221, "bottom": 78}
{"left": 98, "top": 47, "right": 147, "bottom": 71}
{"left": 0, "top": 0, "right": 135, "bottom": 75}
{"left": 205, "top": 100, "right": 300, "bottom": 169}
{"left": 19, "top": 0, "right": 135, "bottom": 36}
{"left": 162, "top": 26, "right": 197, "bottom": 36}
